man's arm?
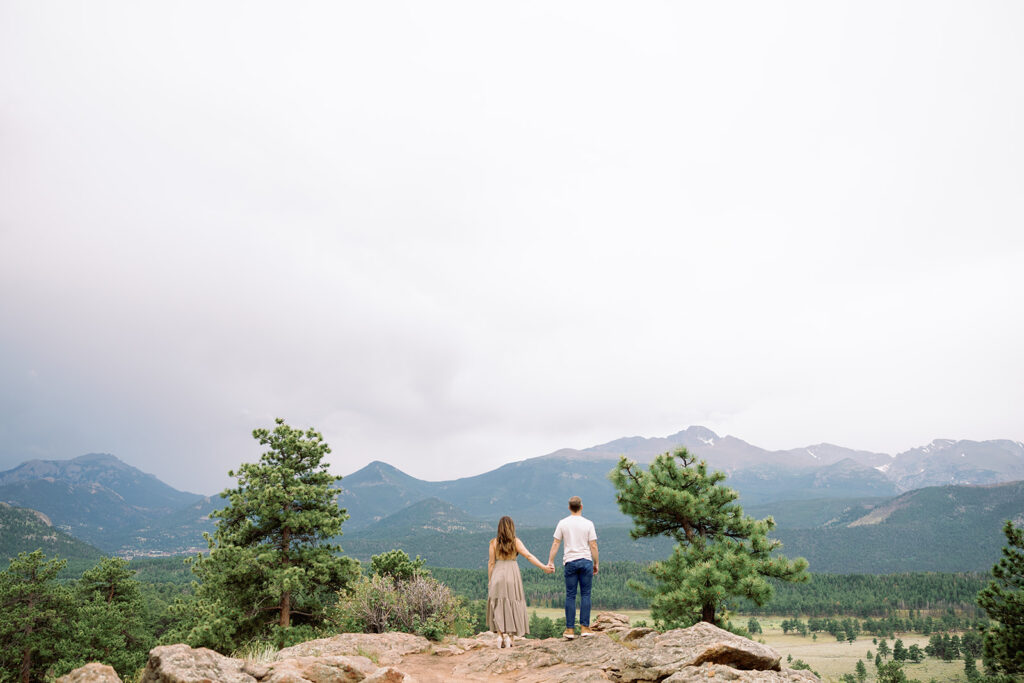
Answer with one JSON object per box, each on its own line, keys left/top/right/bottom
{"left": 589, "top": 539, "right": 599, "bottom": 574}
{"left": 548, "top": 538, "right": 561, "bottom": 568}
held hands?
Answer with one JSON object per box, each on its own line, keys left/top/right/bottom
{"left": 545, "top": 562, "right": 555, "bottom": 574}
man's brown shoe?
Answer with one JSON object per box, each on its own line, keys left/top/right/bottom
{"left": 580, "top": 625, "right": 595, "bottom": 637}
{"left": 563, "top": 628, "right": 576, "bottom": 640}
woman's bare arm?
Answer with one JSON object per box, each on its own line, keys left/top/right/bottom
{"left": 488, "top": 538, "right": 496, "bottom": 581}
{"left": 516, "top": 538, "right": 553, "bottom": 572}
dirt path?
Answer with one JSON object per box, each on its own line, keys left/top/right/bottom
{"left": 396, "top": 637, "right": 613, "bottom": 683}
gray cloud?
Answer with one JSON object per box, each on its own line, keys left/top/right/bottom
{"left": 1, "top": 2, "right": 1022, "bottom": 493}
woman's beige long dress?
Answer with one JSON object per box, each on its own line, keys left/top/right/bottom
{"left": 487, "top": 554, "right": 530, "bottom": 636}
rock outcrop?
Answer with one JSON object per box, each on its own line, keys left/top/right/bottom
{"left": 55, "top": 663, "right": 123, "bottom": 683}
{"left": 139, "top": 640, "right": 419, "bottom": 682}
{"left": 60, "top": 614, "right": 818, "bottom": 682}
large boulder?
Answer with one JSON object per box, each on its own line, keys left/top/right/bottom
{"left": 142, "top": 642, "right": 419, "bottom": 683}
{"left": 591, "top": 612, "right": 631, "bottom": 634}
{"left": 262, "top": 655, "right": 379, "bottom": 682}
{"left": 143, "top": 644, "right": 257, "bottom": 682}
{"left": 609, "top": 621, "right": 783, "bottom": 680}
{"left": 56, "top": 663, "right": 123, "bottom": 683}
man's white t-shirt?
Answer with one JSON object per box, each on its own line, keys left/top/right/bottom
{"left": 554, "top": 514, "right": 597, "bottom": 564}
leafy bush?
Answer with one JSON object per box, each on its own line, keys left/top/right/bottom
{"left": 334, "top": 573, "right": 468, "bottom": 640}
{"left": 370, "top": 550, "right": 427, "bottom": 581}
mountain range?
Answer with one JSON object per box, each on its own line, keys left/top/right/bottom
{"left": 335, "top": 428, "right": 1024, "bottom": 530}
{"left": 1, "top": 428, "right": 1022, "bottom": 572}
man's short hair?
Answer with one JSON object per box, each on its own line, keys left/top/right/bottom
{"left": 568, "top": 496, "right": 582, "bottom": 512}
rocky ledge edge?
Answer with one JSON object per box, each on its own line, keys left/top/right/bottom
{"left": 57, "top": 612, "right": 820, "bottom": 683}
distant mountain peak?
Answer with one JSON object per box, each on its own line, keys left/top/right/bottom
{"left": 676, "top": 425, "right": 721, "bottom": 441}
{"left": 71, "top": 453, "right": 124, "bottom": 465}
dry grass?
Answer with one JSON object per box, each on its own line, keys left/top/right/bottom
{"left": 758, "top": 625, "right": 971, "bottom": 682}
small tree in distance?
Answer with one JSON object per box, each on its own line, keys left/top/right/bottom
{"left": 609, "top": 448, "right": 808, "bottom": 628}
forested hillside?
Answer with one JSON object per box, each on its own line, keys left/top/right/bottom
{"left": 0, "top": 502, "right": 104, "bottom": 576}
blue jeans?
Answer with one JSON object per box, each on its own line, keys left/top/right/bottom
{"left": 563, "top": 558, "right": 593, "bottom": 629}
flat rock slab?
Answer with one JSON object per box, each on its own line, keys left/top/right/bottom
{"left": 276, "top": 633, "right": 432, "bottom": 666}
{"left": 663, "top": 663, "right": 820, "bottom": 682}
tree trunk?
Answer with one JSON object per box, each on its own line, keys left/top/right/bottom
{"left": 702, "top": 603, "right": 715, "bottom": 624}
{"left": 280, "top": 525, "right": 291, "bottom": 628}
{"left": 280, "top": 590, "right": 291, "bottom": 628}
{"left": 20, "top": 646, "right": 31, "bottom": 683}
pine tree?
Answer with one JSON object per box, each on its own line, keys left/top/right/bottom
{"left": 183, "top": 418, "right": 360, "bottom": 651}
{"left": 892, "top": 638, "right": 906, "bottom": 661}
{"left": 609, "top": 448, "right": 808, "bottom": 627}
{"left": 963, "top": 650, "right": 980, "bottom": 682}
{"left": 875, "top": 660, "right": 908, "bottom": 683}
{"left": 855, "top": 658, "right": 867, "bottom": 683}
{"left": 0, "top": 551, "right": 74, "bottom": 683}
{"left": 56, "top": 557, "right": 150, "bottom": 679}
{"left": 977, "top": 520, "right": 1024, "bottom": 677}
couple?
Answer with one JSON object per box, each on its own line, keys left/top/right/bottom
{"left": 487, "top": 495, "right": 599, "bottom": 648}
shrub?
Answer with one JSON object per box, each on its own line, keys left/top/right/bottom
{"left": 370, "top": 550, "right": 427, "bottom": 581}
{"left": 334, "top": 574, "right": 467, "bottom": 640}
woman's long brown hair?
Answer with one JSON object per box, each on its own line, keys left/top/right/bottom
{"left": 495, "top": 516, "right": 517, "bottom": 560}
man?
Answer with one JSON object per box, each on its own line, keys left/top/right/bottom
{"left": 547, "top": 495, "right": 599, "bottom": 639}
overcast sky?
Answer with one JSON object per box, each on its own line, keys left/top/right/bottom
{"left": 1, "top": 2, "right": 1021, "bottom": 494}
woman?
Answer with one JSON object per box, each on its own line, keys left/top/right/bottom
{"left": 488, "top": 515, "right": 553, "bottom": 648}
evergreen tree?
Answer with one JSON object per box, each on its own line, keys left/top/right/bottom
{"left": 747, "top": 617, "right": 762, "bottom": 634}
{"left": 855, "top": 658, "right": 867, "bottom": 683}
{"left": 183, "top": 418, "right": 360, "bottom": 651}
{"left": 0, "top": 551, "right": 73, "bottom": 683}
{"left": 609, "top": 448, "right": 808, "bottom": 627}
{"left": 963, "top": 650, "right": 980, "bottom": 682}
{"left": 56, "top": 557, "right": 149, "bottom": 680}
{"left": 370, "top": 550, "right": 427, "bottom": 581}
{"left": 875, "top": 660, "right": 908, "bottom": 683}
{"left": 977, "top": 520, "right": 1024, "bottom": 677}
{"left": 892, "top": 638, "right": 906, "bottom": 661}
{"left": 877, "top": 638, "right": 891, "bottom": 659}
